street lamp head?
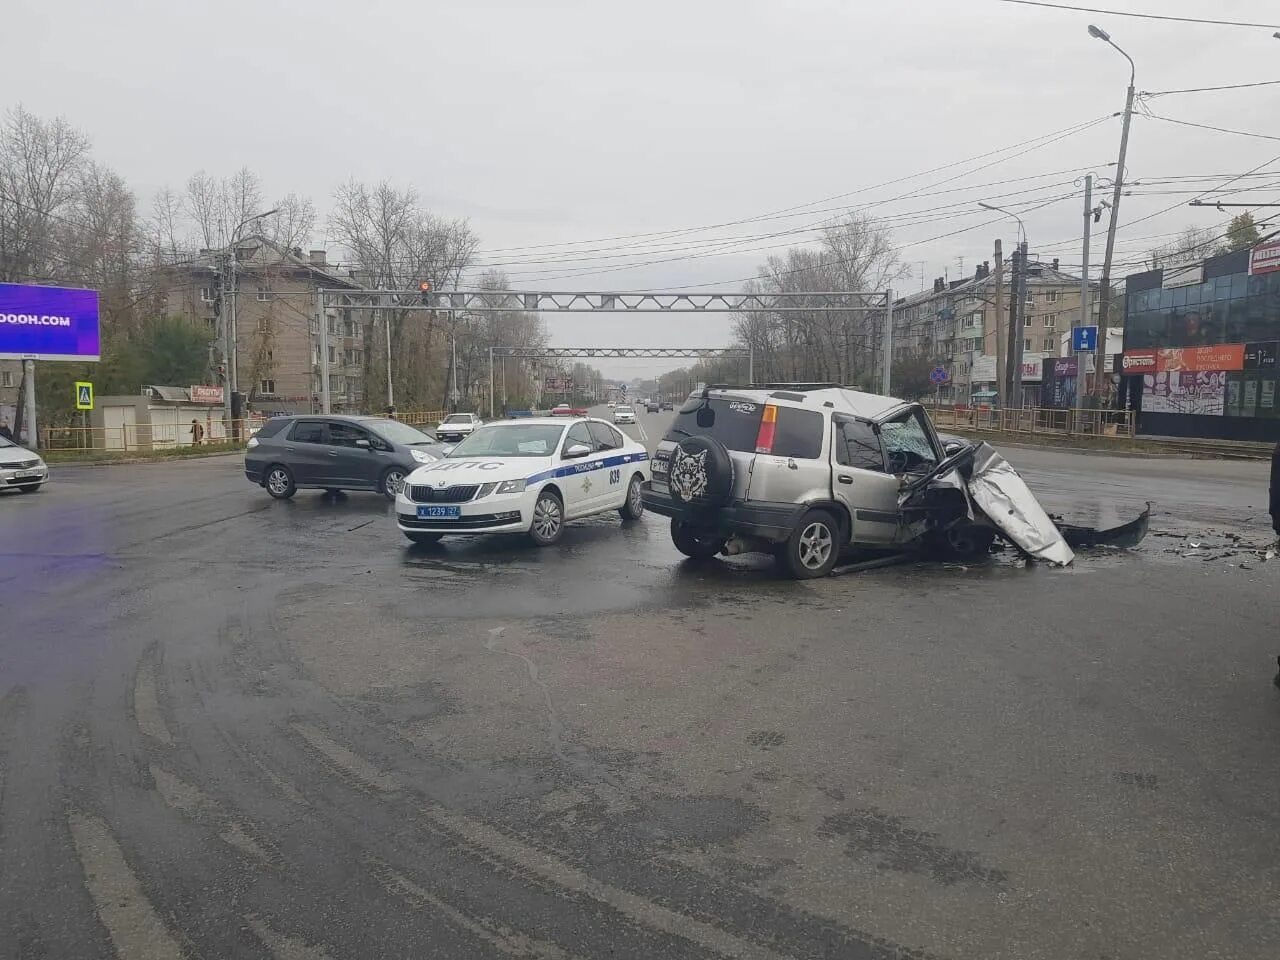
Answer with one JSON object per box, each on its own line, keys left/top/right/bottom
{"left": 1087, "top": 24, "right": 1110, "bottom": 41}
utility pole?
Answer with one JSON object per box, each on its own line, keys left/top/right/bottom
{"left": 488, "top": 346, "right": 495, "bottom": 418}
{"left": 882, "top": 289, "right": 893, "bottom": 395}
{"left": 1077, "top": 175, "right": 1093, "bottom": 413}
{"left": 221, "top": 253, "right": 234, "bottom": 425}
{"left": 451, "top": 326, "right": 459, "bottom": 412}
{"left": 1089, "top": 23, "right": 1136, "bottom": 401}
{"left": 317, "top": 288, "right": 331, "bottom": 413}
{"left": 1004, "top": 244, "right": 1028, "bottom": 407}
{"left": 993, "top": 239, "right": 1005, "bottom": 407}
{"left": 22, "top": 359, "right": 36, "bottom": 450}
{"left": 383, "top": 295, "right": 394, "bottom": 409}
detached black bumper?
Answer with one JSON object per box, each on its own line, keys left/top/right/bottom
{"left": 641, "top": 485, "right": 805, "bottom": 543}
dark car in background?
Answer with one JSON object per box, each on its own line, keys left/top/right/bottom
{"left": 245, "top": 415, "right": 447, "bottom": 500}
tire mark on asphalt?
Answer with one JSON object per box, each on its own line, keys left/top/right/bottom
{"left": 67, "top": 809, "right": 186, "bottom": 960}
{"left": 368, "top": 858, "right": 583, "bottom": 960}
{"left": 246, "top": 915, "right": 337, "bottom": 960}
{"left": 290, "top": 721, "right": 400, "bottom": 793}
{"left": 293, "top": 720, "right": 791, "bottom": 959}
{"left": 416, "top": 803, "right": 796, "bottom": 960}
{"left": 484, "top": 626, "right": 571, "bottom": 768}
{"left": 132, "top": 651, "right": 173, "bottom": 745}
{"left": 149, "top": 764, "right": 276, "bottom": 867}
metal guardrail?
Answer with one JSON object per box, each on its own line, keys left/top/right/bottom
{"left": 929, "top": 405, "right": 1136, "bottom": 440}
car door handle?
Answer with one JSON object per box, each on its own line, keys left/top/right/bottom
{"left": 838, "top": 474, "right": 853, "bottom": 484}
{"left": 328, "top": 451, "right": 339, "bottom": 457}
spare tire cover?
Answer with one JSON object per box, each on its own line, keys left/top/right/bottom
{"left": 668, "top": 435, "right": 734, "bottom": 509}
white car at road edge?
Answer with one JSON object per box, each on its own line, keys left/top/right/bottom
{"left": 396, "top": 417, "right": 650, "bottom": 545}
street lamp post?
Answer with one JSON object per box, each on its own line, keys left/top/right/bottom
{"left": 1089, "top": 23, "right": 1136, "bottom": 401}
{"left": 223, "top": 208, "right": 279, "bottom": 427}
{"left": 978, "top": 202, "right": 1029, "bottom": 408}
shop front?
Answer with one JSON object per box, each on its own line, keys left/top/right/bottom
{"left": 1120, "top": 243, "right": 1280, "bottom": 441}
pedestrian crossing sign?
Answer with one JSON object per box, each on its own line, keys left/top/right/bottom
{"left": 75, "top": 381, "right": 94, "bottom": 410}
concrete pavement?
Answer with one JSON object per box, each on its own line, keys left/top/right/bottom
{"left": 1, "top": 410, "right": 1278, "bottom": 959}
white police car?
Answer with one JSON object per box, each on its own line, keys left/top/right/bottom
{"left": 396, "top": 417, "right": 650, "bottom": 545}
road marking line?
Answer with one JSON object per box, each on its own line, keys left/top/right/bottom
{"left": 246, "top": 916, "right": 336, "bottom": 960}
{"left": 132, "top": 654, "right": 173, "bottom": 745}
{"left": 369, "top": 859, "right": 581, "bottom": 960}
{"left": 290, "top": 722, "right": 399, "bottom": 793}
{"left": 67, "top": 809, "right": 186, "bottom": 960}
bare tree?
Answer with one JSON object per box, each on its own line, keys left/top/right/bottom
{"left": 328, "top": 180, "right": 478, "bottom": 407}
{"left": 1149, "top": 225, "right": 1218, "bottom": 270}
{"left": 734, "top": 215, "right": 905, "bottom": 388}
{"left": 264, "top": 192, "right": 315, "bottom": 253}
{"left": 0, "top": 105, "right": 91, "bottom": 283}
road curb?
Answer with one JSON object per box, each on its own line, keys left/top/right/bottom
{"left": 45, "top": 450, "right": 244, "bottom": 468}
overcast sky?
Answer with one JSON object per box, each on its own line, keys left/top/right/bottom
{"left": 6, "top": 0, "right": 1280, "bottom": 378}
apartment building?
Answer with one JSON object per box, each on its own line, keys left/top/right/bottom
{"left": 893, "top": 257, "right": 1100, "bottom": 404}
{"left": 160, "top": 237, "right": 371, "bottom": 414}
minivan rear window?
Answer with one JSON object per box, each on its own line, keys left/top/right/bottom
{"left": 669, "top": 397, "right": 823, "bottom": 459}
{"left": 254, "top": 417, "right": 291, "bottom": 439}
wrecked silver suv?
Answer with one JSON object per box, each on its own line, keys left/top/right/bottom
{"left": 642, "top": 383, "right": 1080, "bottom": 579}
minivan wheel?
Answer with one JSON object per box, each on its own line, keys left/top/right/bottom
{"left": 381, "top": 468, "right": 407, "bottom": 500}
{"left": 265, "top": 465, "right": 296, "bottom": 500}
{"left": 779, "top": 510, "right": 839, "bottom": 579}
{"left": 670, "top": 519, "right": 724, "bottom": 560}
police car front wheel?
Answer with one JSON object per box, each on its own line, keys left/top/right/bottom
{"left": 529, "top": 490, "right": 565, "bottom": 546}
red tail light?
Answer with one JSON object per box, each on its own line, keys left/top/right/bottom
{"left": 755, "top": 404, "right": 777, "bottom": 454}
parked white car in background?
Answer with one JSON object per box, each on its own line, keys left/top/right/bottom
{"left": 396, "top": 418, "right": 649, "bottom": 545}
{"left": 0, "top": 436, "right": 48, "bottom": 493}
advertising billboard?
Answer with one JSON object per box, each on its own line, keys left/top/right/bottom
{"left": 1249, "top": 239, "right": 1280, "bottom": 276}
{"left": 1158, "top": 344, "right": 1244, "bottom": 373}
{"left": 0, "top": 282, "right": 100, "bottom": 360}
{"left": 1143, "top": 370, "right": 1227, "bottom": 416}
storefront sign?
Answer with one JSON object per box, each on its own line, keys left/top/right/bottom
{"left": 1143, "top": 370, "right": 1227, "bottom": 416}
{"left": 1121, "top": 349, "right": 1158, "bottom": 373}
{"left": 1249, "top": 239, "right": 1280, "bottom": 276}
{"left": 190, "top": 384, "right": 224, "bottom": 404}
{"left": 1243, "top": 341, "right": 1278, "bottom": 370}
{"left": 1157, "top": 344, "right": 1245, "bottom": 373}
{"left": 0, "top": 282, "right": 101, "bottom": 360}
{"left": 1162, "top": 263, "right": 1204, "bottom": 288}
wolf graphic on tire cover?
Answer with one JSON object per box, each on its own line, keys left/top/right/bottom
{"left": 670, "top": 448, "right": 708, "bottom": 502}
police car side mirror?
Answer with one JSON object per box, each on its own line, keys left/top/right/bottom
{"left": 563, "top": 443, "right": 591, "bottom": 459}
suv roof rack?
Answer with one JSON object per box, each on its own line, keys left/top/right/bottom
{"left": 703, "top": 382, "right": 843, "bottom": 393}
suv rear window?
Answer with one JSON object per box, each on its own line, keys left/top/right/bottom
{"left": 669, "top": 397, "right": 823, "bottom": 459}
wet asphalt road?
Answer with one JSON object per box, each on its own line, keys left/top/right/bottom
{"left": 2, "top": 407, "right": 1279, "bottom": 960}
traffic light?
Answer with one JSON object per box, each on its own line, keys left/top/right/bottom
{"left": 419, "top": 280, "right": 432, "bottom": 305}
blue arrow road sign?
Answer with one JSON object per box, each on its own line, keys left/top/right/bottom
{"left": 929, "top": 366, "right": 950, "bottom": 385}
{"left": 1071, "top": 325, "right": 1098, "bottom": 351}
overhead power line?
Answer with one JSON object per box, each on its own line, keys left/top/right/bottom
{"left": 1142, "top": 79, "right": 1280, "bottom": 98}
{"left": 996, "top": 0, "right": 1280, "bottom": 29}
{"left": 1141, "top": 113, "right": 1280, "bottom": 143}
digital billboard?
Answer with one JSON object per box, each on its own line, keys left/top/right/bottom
{"left": 0, "top": 282, "right": 101, "bottom": 360}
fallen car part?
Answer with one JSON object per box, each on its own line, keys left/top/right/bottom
{"left": 1054, "top": 502, "right": 1152, "bottom": 550}
{"left": 962, "top": 443, "right": 1075, "bottom": 567}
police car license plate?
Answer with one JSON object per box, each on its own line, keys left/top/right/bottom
{"left": 417, "top": 505, "right": 461, "bottom": 519}
{"left": 13, "top": 470, "right": 41, "bottom": 479}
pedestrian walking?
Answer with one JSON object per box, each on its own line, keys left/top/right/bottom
{"left": 190, "top": 419, "right": 204, "bottom": 445}
{"left": 0, "top": 416, "right": 13, "bottom": 442}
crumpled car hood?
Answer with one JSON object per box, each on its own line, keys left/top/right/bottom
{"left": 964, "top": 442, "right": 1075, "bottom": 566}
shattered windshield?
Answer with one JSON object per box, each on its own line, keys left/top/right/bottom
{"left": 879, "top": 409, "right": 938, "bottom": 473}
